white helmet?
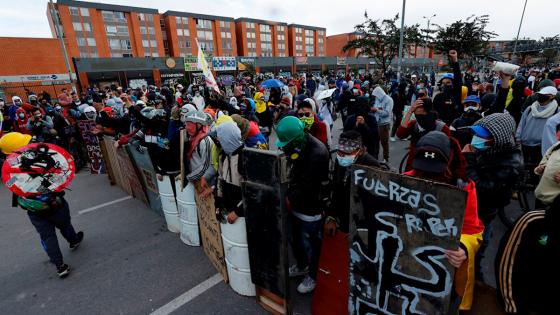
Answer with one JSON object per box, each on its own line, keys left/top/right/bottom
{"left": 180, "top": 104, "right": 197, "bottom": 123}
{"left": 83, "top": 106, "right": 97, "bottom": 120}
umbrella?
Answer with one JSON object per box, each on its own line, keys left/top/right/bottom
{"left": 2, "top": 143, "right": 76, "bottom": 197}
{"left": 261, "top": 79, "right": 285, "bottom": 88}
{"left": 316, "top": 88, "right": 337, "bottom": 100}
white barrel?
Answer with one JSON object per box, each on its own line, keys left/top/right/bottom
{"left": 221, "top": 218, "right": 255, "bottom": 296}
{"left": 157, "top": 175, "right": 180, "bottom": 233}
{"left": 175, "top": 179, "right": 200, "bottom": 246}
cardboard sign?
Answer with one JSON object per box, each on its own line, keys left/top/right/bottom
{"left": 241, "top": 148, "right": 290, "bottom": 314}
{"left": 348, "top": 166, "right": 467, "bottom": 315}
{"left": 99, "top": 137, "right": 115, "bottom": 185}
{"left": 194, "top": 181, "right": 228, "bottom": 283}
{"left": 76, "top": 120, "right": 105, "bottom": 174}
{"left": 116, "top": 145, "right": 147, "bottom": 204}
{"left": 126, "top": 142, "right": 162, "bottom": 216}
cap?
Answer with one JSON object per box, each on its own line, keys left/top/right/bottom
{"left": 440, "top": 73, "right": 454, "bottom": 81}
{"left": 470, "top": 125, "right": 492, "bottom": 139}
{"left": 538, "top": 86, "right": 557, "bottom": 96}
{"left": 412, "top": 131, "right": 450, "bottom": 173}
{"left": 463, "top": 95, "right": 481, "bottom": 104}
{"left": 337, "top": 137, "right": 362, "bottom": 154}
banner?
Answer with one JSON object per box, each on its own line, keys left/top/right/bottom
{"left": 184, "top": 56, "right": 198, "bottom": 72}
{"left": 218, "top": 74, "right": 234, "bottom": 86}
{"left": 348, "top": 166, "right": 467, "bottom": 315}
{"left": 76, "top": 120, "right": 105, "bottom": 174}
{"left": 336, "top": 57, "right": 347, "bottom": 66}
{"left": 116, "top": 144, "right": 147, "bottom": 204}
{"left": 212, "top": 57, "right": 236, "bottom": 71}
{"left": 295, "top": 57, "right": 308, "bottom": 65}
{"left": 196, "top": 39, "right": 220, "bottom": 93}
{"left": 237, "top": 57, "right": 256, "bottom": 71}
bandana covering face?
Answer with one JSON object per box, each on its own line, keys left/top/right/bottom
{"left": 300, "top": 116, "right": 314, "bottom": 131}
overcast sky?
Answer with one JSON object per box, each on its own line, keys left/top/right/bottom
{"left": 0, "top": 0, "right": 557, "bottom": 40}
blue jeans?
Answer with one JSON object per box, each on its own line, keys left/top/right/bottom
{"left": 27, "top": 200, "right": 79, "bottom": 266}
{"left": 289, "top": 213, "right": 323, "bottom": 280}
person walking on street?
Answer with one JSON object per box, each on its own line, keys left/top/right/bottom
{"left": 371, "top": 86, "right": 393, "bottom": 162}
{"left": 0, "top": 134, "right": 84, "bottom": 278}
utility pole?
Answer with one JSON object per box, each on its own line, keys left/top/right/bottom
{"left": 512, "top": 0, "right": 528, "bottom": 61}
{"left": 396, "top": 0, "right": 407, "bottom": 81}
{"left": 422, "top": 14, "right": 436, "bottom": 72}
{"left": 49, "top": 0, "right": 75, "bottom": 90}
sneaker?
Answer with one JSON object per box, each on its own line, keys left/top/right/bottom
{"left": 390, "top": 137, "right": 396, "bottom": 142}
{"left": 289, "top": 264, "right": 309, "bottom": 278}
{"left": 56, "top": 264, "right": 70, "bottom": 278}
{"left": 70, "top": 231, "right": 84, "bottom": 251}
{"left": 297, "top": 275, "right": 316, "bottom": 294}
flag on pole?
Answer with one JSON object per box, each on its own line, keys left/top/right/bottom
{"left": 196, "top": 39, "right": 220, "bottom": 94}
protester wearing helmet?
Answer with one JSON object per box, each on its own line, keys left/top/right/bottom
{"left": 184, "top": 111, "right": 215, "bottom": 190}
{"left": 0, "top": 132, "right": 84, "bottom": 278}
{"left": 433, "top": 50, "right": 463, "bottom": 126}
{"left": 276, "top": 116, "right": 329, "bottom": 294}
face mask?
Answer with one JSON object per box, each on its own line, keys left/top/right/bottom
{"left": 416, "top": 113, "right": 435, "bottom": 130}
{"left": 443, "top": 85, "right": 453, "bottom": 94}
{"left": 464, "top": 106, "right": 479, "bottom": 112}
{"left": 537, "top": 94, "right": 552, "bottom": 105}
{"left": 337, "top": 154, "right": 356, "bottom": 167}
{"left": 471, "top": 135, "right": 490, "bottom": 151}
{"left": 55, "top": 105, "right": 62, "bottom": 112}
{"left": 352, "top": 89, "right": 359, "bottom": 94}
{"left": 300, "top": 116, "right": 314, "bottom": 131}
{"left": 18, "top": 113, "right": 25, "bottom": 119}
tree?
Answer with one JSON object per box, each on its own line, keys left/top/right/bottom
{"left": 342, "top": 12, "right": 424, "bottom": 76}
{"left": 540, "top": 36, "right": 560, "bottom": 65}
{"left": 433, "top": 15, "right": 497, "bottom": 59}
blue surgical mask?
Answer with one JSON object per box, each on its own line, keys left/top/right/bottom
{"left": 337, "top": 154, "right": 356, "bottom": 167}
{"left": 471, "top": 135, "right": 490, "bottom": 151}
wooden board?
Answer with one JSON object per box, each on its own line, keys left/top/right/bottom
{"left": 126, "top": 142, "right": 163, "bottom": 216}
{"left": 99, "top": 136, "right": 115, "bottom": 185}
{"left": 76, "top": 120, "right": 105, "bottom": 174}
{"left": 179, "top": 129, "right": 186, "bottom": 190}
{"left": 116, "top": 144, "right": 147, "bottom": 205}
{"left": 103, "top": 137, "right": 132, "bottom": 196}
{"left": 311, "top": 232, "right": 350, "bottom": 315}
{"left": 241, "top": 148, "right": 290, "bottom": 314}
{"left": 348, "top": 165, "right": 467, "bottom": 315}
{"left": 194, "top": 181, "right": 228, "bottom": 283}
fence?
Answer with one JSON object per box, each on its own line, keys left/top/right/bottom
{"left": 0, "top": 81, "right": 73, "bottom": 103}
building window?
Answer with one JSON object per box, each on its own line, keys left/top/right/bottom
{"left": 246, "top": 22, "right": 255, "bottom": 29}
{"left": 77, "top": 37, "right": 86, "bottom": 46}
{"left": 121, "top": 40, "right": 131, "bottom": 50}
{"left": 109, "top": 39, "right": 121, "bottom": 49}
{"left": 138, "top": 13, "right": 145, "bottom": 21}
{"left": 150, "top": 40, "right": 157, "bottom": 47}
{"left": 117, "top": 25, "right": 129, "bottom": 35}
{"left": 148, "top": 27, "right": 155, "bottom": 35}
{"left": 142, "top": 40, "right": 149, "bottom": 47}
{"left": 106, "top": 25, "right": 117, "bottom": 33}
{"left": 259, "top": 24, "right": 270, "bottom": 32}
{"left": 197, "top": 30, "right": 213, "bottom": 41}
{"left": 295, "top": 27, "right": 302, "bottom": 33}
{"left": 318, "top": 30, "right": 324, "bottom": 36}
{"left": 87, "top": 37, "right": 96, "bottom": 46}
{"left": 196, "top": 19, "right": 212, "bottom": 29}
{"left": 69, "top": 7, "right": 79, "bottom": 16}
{"left": 140, "top": 26, "right": 147, "bottom": 34}
{"left": 277, "top": 25, "right": 285, "bottom": 32}
{"left": 72, "top": 22, "right": 82, "bottom": 31}
{"left": 219, "top": 20, "right": 227, "bottom": 28}
{"left": 296, "top": 36, "right": 302, "bottom": 42}
{"left": 83, "top": 23, "right": 91, "bottom": 32}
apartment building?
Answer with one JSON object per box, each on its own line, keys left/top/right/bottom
{"left": 48, "top": 0, "right": 164, "bottom": 59}
{"left": 326, "top": 32, "right": 361, "bottom": 57}
{"left": 163, "top": 11, "right": 237, "bottom": 57}
{"left": 288, "top": 24, "right": 326, "bottom": 57}
{"left": 235, "top": 18, "right": 289, "bottom": 57}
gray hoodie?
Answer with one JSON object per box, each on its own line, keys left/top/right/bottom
{"left": 372, "top": 86, "right": 393, "bottom": 126}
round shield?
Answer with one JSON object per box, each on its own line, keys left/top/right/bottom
{"left": 2, "top": 143, "right": 76, "bottom": 197}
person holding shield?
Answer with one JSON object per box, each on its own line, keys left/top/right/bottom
{"left": 0, "top": 132, "right": 83, "bottom": 278}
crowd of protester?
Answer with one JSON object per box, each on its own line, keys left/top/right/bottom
{"left": 1, "top": 49, "right": 560, "bottom": 313}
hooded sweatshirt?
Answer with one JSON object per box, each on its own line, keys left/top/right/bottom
{"left": 215, "top": 121, "right": 245, "bottom": 216}
{"left": 372, "top": 86, "right": 393, "bottom": 126}
{"left": 516, "top": 100, "right": 559, "bottom": 147}
{"left": 465, "top": 113, "right": 523, "bottom": 217}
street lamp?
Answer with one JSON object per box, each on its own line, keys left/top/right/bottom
{"left": 422, "top": 14, "right": 436, "bottom": 68}
{"left": 396, "top": 0, "right": 407, "bottom": 82}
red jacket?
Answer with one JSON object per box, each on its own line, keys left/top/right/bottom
{"left": 309, "top": 114, "right": 328, "bottom": 146}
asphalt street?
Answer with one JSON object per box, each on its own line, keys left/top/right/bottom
{"left": 0, "top": 119, "right": 520, "bottom": 314}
